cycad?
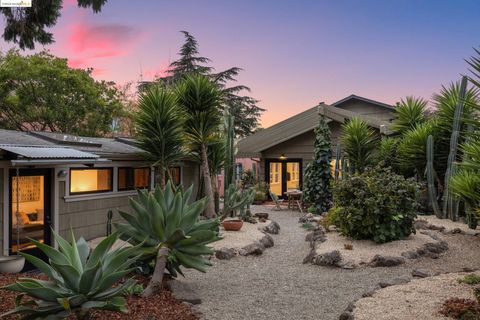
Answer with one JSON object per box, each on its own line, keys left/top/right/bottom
{"left": 2, "top": 232, "right": 140, "bottom": 319}
{"left": 115, "top": 181, "right": 221, "bottom": 297}
{"left": 391, "top": 96, "right": 428, "bottom": 134}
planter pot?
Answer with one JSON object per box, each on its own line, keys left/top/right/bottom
{"left": 222, "top": 219, "right": 244, "bottom": 231}
{"left": 253, "top": 200, "right": 264, "bottom": 205}
{"left": 0, "top": 255, "right": 25, "bottom": 273}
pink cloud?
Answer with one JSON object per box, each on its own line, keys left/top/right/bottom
{"left": 143, "top": 62, "right": 172, "bottom": 80}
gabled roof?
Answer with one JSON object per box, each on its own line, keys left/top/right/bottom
{"left": 0, "top": 145, "right": 99, "bottom": 159}
{"left": 332, "top": 94, "right": 395, "bottom": 110}
{"left": 237, "top": 95, "right": 394, "bottom": 157}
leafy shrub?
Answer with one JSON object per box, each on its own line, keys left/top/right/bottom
{"left": 333, "top": 167, "right": 420, "bottom": 243}
{"left": 254, "top": 190, "right": 266, "bottom": 202}
{"left": 2, "top": 232, "right": 139, "bottom": 319}
{"left": 459, "top": 274, "right": 480, "bottom": 285}
{"left": 439, "top": 298, "right": 480, "bottom": 319}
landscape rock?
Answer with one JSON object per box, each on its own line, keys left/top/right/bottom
{"left": 303, "top": 248, "right": 317, "bottom": 264}
{"left": 443, "top": 227, "right": 463, "bottom": 235}
{"left": 369, "top": 255, "right": 405, "bottom": 267}
{"left": 263, "top": 220, "right": 280, "bottom": 234}
{"left": 215, "top": 247, "right": 236, "bottom": 260}
{"left": 313, "top": 250, "right": 342, "bottom": 267}
{"left": 167, "top": 280, "right": 202, "bottom": 305}
{"left": 401, "top": 250, "right": 420, "bottom": 259}
{"left": 259, "top": 234, "right": 274, "bottom": 248}
{"left": 421, "top": 241, "right": 449, "bottom": 255}
{"left": 339, "top": 311, "right": 354, "bottom": 320}
{"left": 254, "top": 212, "right": 269, "bottom": 220}
{"left": 305, "top": 227, "right": 326, "bottom": 243}
{"left": 378, "top": 279, "right": 407, "bottom": 288}
{"left": 361, "top": 290, "right": 375, "bottom": 298}
{"left": 239, "top": 241, "right": 265, "bottom": 256}
{"left": 412, "top": 268, "right": 432, "bottom": 278}
{"left": 299, "top": 213, "right": 314, "bottom": 223}
{"left": 419, "top": 229, "right": 441, "bottom": 240}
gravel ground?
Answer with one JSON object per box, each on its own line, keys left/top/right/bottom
{"left": 210, "top": 220, "right": 269, "bottom": 251}
{"left": 181, "top": 207, "right": 480, "bottom": 320}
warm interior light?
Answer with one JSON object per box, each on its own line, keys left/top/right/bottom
{"left": 279, "top": 154, "right": 287, "bottom": 160}
{"left": 70, "top": 169, "right": 111, "bottom": 193}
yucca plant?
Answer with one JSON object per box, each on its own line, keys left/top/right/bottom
{"left": 340, "top": 117, "right": 378, "bottom": 172}
{"left": 115, "top": 181, "right": 221, "bottom": 297}
{"left": 391, "top": 96, "right": 428, "bottom": 134}
{"left": 2, "top": 232, "right": 140, "bottom": 320}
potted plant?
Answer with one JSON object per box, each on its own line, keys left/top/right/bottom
{"left": 220, "top": 185, "right": 255, "bottom": 231}
{"left": 0, "top": 170, "right": 25, "bottom": 273}
{"left": 253, "top": 190, "right": 266, "bottom": 205}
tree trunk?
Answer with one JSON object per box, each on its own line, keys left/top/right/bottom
{"left": 158, "top": 168, "right": 166, "bottom": 189}
{"left": 200, "top": 144, "right": 216, "bottom": 218}
{"left": 142, "top": 247, "right": 170, "bottom": 297}
{"left": 212, "top": 174, "right": 219, "bottom": 214}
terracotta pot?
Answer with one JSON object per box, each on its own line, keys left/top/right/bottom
{"left": 253, "top": 200, "right": 264, "bottom": 205}
{"left": 0, "top": 255, "right": 25, "bottom": 273}
{"left": 222, "top": 219, "right": 244, "bottom": 231}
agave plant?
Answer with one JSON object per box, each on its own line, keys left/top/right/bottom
{"left": 115, "top": 181, "right": 221, "bottom": 297}
{"left": 2, "top": 232, "right": 140, "bottom": 320}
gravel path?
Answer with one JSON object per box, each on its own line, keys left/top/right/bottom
{"left": 182, "top": 207, "right": 480, "bottom": 320}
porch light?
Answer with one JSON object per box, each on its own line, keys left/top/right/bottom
{"left": 279, "top": 154, "right": 287, "bottom": 160}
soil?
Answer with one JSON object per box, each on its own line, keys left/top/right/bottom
{"left": 0, "top": 272, "right": 198, "bottom": 320}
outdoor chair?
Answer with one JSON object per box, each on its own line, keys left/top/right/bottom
{"left": 269, "top": 190, "right": 284, "bottom": 210}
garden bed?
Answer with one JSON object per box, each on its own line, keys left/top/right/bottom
{"left": 0, "top": 273, "right": 198, "bottom": 320}
{"left": 211, "top": 220, "right": 269, "bottom": 251}
{"left": 417, "top": 215, "right": 480, "bottom": 236}
{"left": 352, "top": 272, "right": 478, "bottom": 320}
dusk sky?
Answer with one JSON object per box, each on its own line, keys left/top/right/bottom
{"left": 0, "top": 0, "right": 479, "bottom": 127}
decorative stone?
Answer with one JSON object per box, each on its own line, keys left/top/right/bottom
{"left": 444, "top": 227, "right": 463, "bottom": 235}
{"left": 339, "top": 311, "right": 354, "bottom": 320}
{"left": 167, "top": 280, "right": 202, "bottom": 305}
{"left": 362, "top": 290, "right": 375, "bottom": 298}
{"left": 369, "top": 255, "right": 405, "bottom": 267}
{"left": 263, "top": 220, "right": 280, "bottom": 234}
{"left": 239, "top": 242, "right": 265, "bottom": 256}
{"left": 305, "top": 227, "right": 326, "bottom": 243}
{"left": 401, "top": 250, "right": 420, "bottom": 259}
{"left": 378, "top": 279, "right": 406, "bottom": 288}
{"left": 259, "top": 234, "right": 274, "bottom": 248}
{"left": 313, "top": 250, "right": 342, "bottom": 267}
{"left": 303, "top": 249, "right": 317, "bottom": 264}
{"left": 421, "top": 241, "right": 448, "bottom": 254}
{"left": 254, "top": 212, "right": 269, "bottom": 220}
{"left": 215, "top": 247, "right": 236, "bottom": 260}
{"left": 412, "top": 269, "right": 432, "bottom": 278}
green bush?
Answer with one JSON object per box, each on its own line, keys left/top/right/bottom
{"left": 333, "top": 167, "right": 420, "bottom": 243}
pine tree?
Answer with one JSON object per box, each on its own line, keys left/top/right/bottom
{"left": 303, "top": 115, "right": 333, "bottom": 214}
{"left": 154, "top": 31, "right": 264, "bottom": 137}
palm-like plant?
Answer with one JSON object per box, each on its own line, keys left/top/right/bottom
{"left": 2, "top": 232, "right": 139, "bottom": 320}
{"left": 115, "top": 181, "right": 221, "bottom": 297}
{"left": 340, "top": 117, "right": 378, "bottom": 172}
{"left": 391, "top": 96, "right": 428, "bottom": 134}
{"left": 135, "top": 86, "right": 184, "bottom": 188}
{"left": 176, "top": 74, "right": 223, "bottom": 218}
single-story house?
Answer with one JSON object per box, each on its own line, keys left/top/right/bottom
{"left": 0, "top": 130, "right": 198, "bottom": 260}
{"left": 236, "top": 95, "right": 395, "bottom": 197}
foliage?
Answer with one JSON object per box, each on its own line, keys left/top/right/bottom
{"left": 241, "top": 169, "right": 256, "bottom": 189}
{"left": 377, "top": 137, "right": 399, "bottom": 171}
{"left": 301, "top": 222, "right": 315, "bottom": 231}
{"left": 1, "top": 0, "right": 107, "bottom": 49}
{"left": 151, "top": 31, "right": 264, "bottom": 137}
{"left": 303, "top": 115, "right": 333, "bottom": 214}
{"left": 115, "top": 182, "right": 221, "bottom": 295}
{"left": 439, "top": 298, "right": 480, "bottom": 320}
{"left": 458, "top": 274, "right": 480, "bottom": 285}
{"left": 223, "top": 107, "right": 236, "bottom": 190}
{"left": 254, "top": 190, "right": 266, "bottom": 202}
{"left": 391, "top": 96, "right": 428, "bottom": 134}
{"left": 340, "top": 117, "right": 378, "bottom": 172}
{"left": 135, "top": 85, "right": 185, "bottom": 187}
{"left": 0, "top": 50, "right": 123, "bottom": 136}
{"left": 333, "top": 167, "right": 420, "bottom": 243}
{"left": 220, "top": 184, "right": 255, "bottom": 220}
{"left": 2, "top": 232, "right": 138, "bottom": 319}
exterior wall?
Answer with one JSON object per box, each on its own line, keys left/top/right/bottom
{"left": 336, "top": 100, "right": 394, "bottom": 121}
{"left": 58, "top": 180, "right": 135, "bottom": 240}
{"left": 216, "top": 158, "right": 260, "bottom": 196}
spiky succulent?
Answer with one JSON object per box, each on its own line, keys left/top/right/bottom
{"left": 115, "top": 181, "right": 221, "bottom": 277}
{"left": 2, "top": 232, "right": 140, "bottom": 319}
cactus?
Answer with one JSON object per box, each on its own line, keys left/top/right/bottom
{"left": 334, "top": 144, "right": 341, "bottom": 181}
{"left": 223, "top": 107, "right": 236, "bottom": 194}
{"left": 107, "top": 209, "right": 113, "bottom": 236}
{"left": 442, "top": 76, "right": 468, "bottom": 220}
{"left": 426, "top": 135, "right": 442, "bottom": 217}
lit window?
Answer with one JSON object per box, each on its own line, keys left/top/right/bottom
{"left": 118, "top": 167, "right": 150, "bottom": 191}
{"left": 70, "top": 168, "right": 112, "bottom": 194}
{"left": 169, "top": 167, "right": 181, "bottom": 185}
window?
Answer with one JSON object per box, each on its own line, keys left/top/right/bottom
{"left": 118, "top": 167, "right": 150, "bottom": 191}
{"left": 169, "top": 167, "right": 181, "bottom": 185}
{"left": 235, "top": 163, "right": 243, "bottom": 180}
{"left": 70, "top": 168, "right": 112, "bottom": 194}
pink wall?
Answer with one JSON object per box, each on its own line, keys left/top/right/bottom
{"left": 217, "top": 158, "right": 260, "bottom": 197}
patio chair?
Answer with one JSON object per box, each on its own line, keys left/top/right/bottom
{"left": 269, "top": 190, "right": 284, "bottom": 210}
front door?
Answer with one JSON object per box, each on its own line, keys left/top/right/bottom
{"left": 9, "top": 169, "right": 52, "bottom": 265}
{"left": 266, "top": 160, "right": 302, "bottom": 198}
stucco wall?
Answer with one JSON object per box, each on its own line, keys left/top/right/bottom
{"left": 58, "top": 181, "right": 134, "bottom": 240}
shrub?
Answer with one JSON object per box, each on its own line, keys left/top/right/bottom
{"left": 439, "top": 298, "right": 480, "bottom": 319}
{"left": 459, "top": 274, "right": 480, "bottom": 285}
{"left": 333, "top": 167, "right": 420, "bottom": 243}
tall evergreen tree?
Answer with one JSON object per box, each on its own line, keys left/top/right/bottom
{"left": 303, "top": 115, "right": 333, "bottom": 214}
{"left": 153, "top": 31, "right": 264, "bottom": 137}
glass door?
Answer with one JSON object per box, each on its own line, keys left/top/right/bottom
{"left": 269, "top": 162, "right": 283, "bottom": 196}
{"left": 266, "top": 160, "right": 302, "bottom": 198}
{"left": 9, "top": 169, "right": 51, "bottom": 257}
{"left": 286, "top": 162, "right": 300, "bottom": 192}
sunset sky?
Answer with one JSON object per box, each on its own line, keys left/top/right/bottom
{"left": 0, "top": 0, "right": 479, "bottom": 127}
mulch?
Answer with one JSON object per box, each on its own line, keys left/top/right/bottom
{"left": 0, "top": 273, "right": 199, "bottom": 320}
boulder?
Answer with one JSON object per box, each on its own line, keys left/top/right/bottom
{"left": 401, "top": 250, "right": 420, "bottom": 259}
{"left": 313, "top": 250, "right": 342, "bottom": 267}
{"left": 305, "top": 227, "right": 326, "bottom": 243}
{"left": 259, "top": 234, "right": 274, "bottom": 248}
{"left": 412, "top": 269, "right": 432, "bottom": 278}
{"left": 254, "top": 212, "right": 269, "bottom": 220}
{"left": 239, "top": 242, "right": 265, "bottom": 256}
{"left": 421, "top": 241, "right": 448, "bottom": 255}
{"left": 338, "top": 311, "right": 354, "bottom": 320}
{"left": 263, "top": 220, "right": 280, "bottom": 234}
{"left": 215, "top": 247, "right": 236, "bottom": 260}
{"left": 167, "top": 280, "right": 202, "bottom": 305}
{"left": 369, "top": 255, "right": 405, "bottom": 267}
{"left": 303, "top": 248, "right": 317, "bottom": 264}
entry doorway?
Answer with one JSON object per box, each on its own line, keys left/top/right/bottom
{"left": 9, "top": 169, "right": 52, "bottom": 260}
{"left": 265, "top": 159, "right": 302, "bottom": 198}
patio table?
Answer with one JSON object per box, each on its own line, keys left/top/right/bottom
{"left": 284, "top": 190, "right": 303, "bottom": 211}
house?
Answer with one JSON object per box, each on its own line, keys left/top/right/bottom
{"left": 236, "top": 95, "right": 395, "bottom": 197}
{"left": 0, "top": 130, "right": 198, "bottom": 260}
